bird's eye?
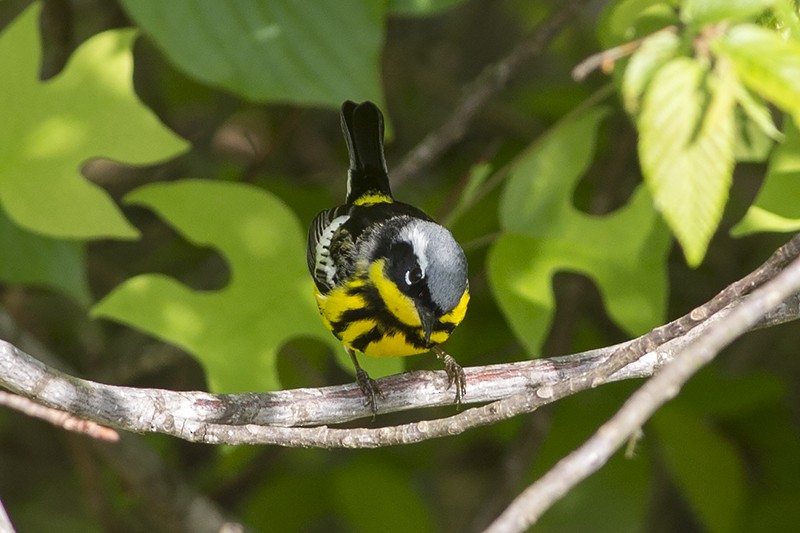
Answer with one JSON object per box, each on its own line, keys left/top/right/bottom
{"left": 405, "top": 265, "right": 424, "bottom": 286}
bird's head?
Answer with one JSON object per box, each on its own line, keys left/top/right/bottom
{"left": 380, "top": 218, "right": 469, "bottom": 344}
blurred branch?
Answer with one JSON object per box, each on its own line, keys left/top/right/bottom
{"left": 484, "top": 244, "right": 800, "bottom": 533}
{"left": 0, "top": 390, "right": 118, "bottom": 442}
{"left": 0, "top": 497, "right": 14, "bottom": 533}
{"left": 2, "top": 235, "right": 799, "bottom": 448}
{"left": 392, "top": 0, "right": 592, "bottom": 185}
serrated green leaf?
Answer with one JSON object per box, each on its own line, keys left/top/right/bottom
{"left": 622, "top": 28, "right": 680, "bottom": 114}
{"left": 638, "top": 57, "right": 736, "bottom": 266}
{"left": 119, "top": 0, "right": 385, "bottom": 107}
{"left": 682, "top": 0, "right": 775, "bottom": 25}
{"left": 715, "top": 24, "right": 800, "bottom": 126}
{"left": 0, "top": 3, "right": 188, "bottom": 240}
{"left": 652, "top": 406, "right": 746, "bottom": 533}
{"left": 92, "top": 180, "right": 344, "bottom": 392}
{"left": 490, "top": 108, "right": 670, "bottom": 354}
{"left": 732, "top": 118, "right": 800, "bottom": 235}
{"left": 0, "top": 207, "right": 89, "bottom": 305}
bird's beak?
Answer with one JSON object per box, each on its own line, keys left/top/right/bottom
{"left": 416, "top": 303, "right": 436, "bottom": 346}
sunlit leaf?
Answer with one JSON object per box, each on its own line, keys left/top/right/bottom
{"left": 490, "top": 107, "right": 670, "bottom": 354}
{"left": 681, "top": 0, "right": 775, "bottom": 25}
{"left": 622, "top": 28, "right": 680, "bottom": 114}
{"left": 715, "top": 24, "right": 800, "bottom": 126}
{"left": 0, "top": 3, "right": 188, "bottom": 239}
{"left": 638, "top": 57, "right": 736, "bottom": 266}
{"left": 119, "top": 0, "right": 386, "bottom": 107}
{"left": 734, "top": 84, "right": 782, "bottom": 141}
{"left": 92, "top": 180, "right": 345, "bottom": 392}
{"left": 732, "top": 118, "right": 800, "bottom": 235}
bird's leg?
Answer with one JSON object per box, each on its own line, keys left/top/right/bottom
{"left": 432, "top": 346, "right": 466, "bottom": 405}
{"left": 347, "top": 348, "right": 384, "bottom": 415}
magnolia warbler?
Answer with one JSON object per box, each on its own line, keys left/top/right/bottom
{"left": 307, "top": 101, "right": 470, "bottom": 412}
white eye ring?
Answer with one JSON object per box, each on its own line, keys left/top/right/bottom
{"left": 405, "top": 266, "right": 424, "bottom": 286}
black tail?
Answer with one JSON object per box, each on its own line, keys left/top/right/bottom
{"left": 341, "top": 101, "right": 393, "bottom": 205}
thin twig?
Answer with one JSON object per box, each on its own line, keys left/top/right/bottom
{"left": 0, "top": 390, "right": 119, "bottom": 442}
{"left": 483, "top": 249, "right": 800, "bottom": 533}
{"left": 392, "top": 0, "right": 592, "bottom": 185}
{"left": 571, "top": 26, "right": 678, "bottom": 81}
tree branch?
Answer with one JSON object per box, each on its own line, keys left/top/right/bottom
{"left": 483, "top": 244, "right": 800, "bottom": 533}
{"left": 1, "top": 237, "right": 798, "bottom": 448}
{"left": 392, "top": 0, "right": 592, "bottom": 186}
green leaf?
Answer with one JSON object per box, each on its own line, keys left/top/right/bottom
{"left": 682, "top": 0, "right": 775, "bottom": 25}
{"left": 0, "top": 207, "right": 89, "bottom": 305}
{"left": 622, "top": 28, "right": 680, "bottom": 114}
{"left": 652, "top": 406, "right": 746, "bottom": 533}
{"left": 638, "top": 57, "right": 736, "bottom": 266}
{"left": 734, "top": 81, "right": 783, "bottom": 143}
{"left": 332, "top": 457, "right": 434, "bottom": 533}
{"left": 443, "top": 161, "right": 493, "bottom": 227}
{"left": 489, "top": 108, "right": 670, "bottom": 354}
{"left": 119, "top": 0, "right": 386, "bottom": 107}
{"left": 499, "top": 108, "right": 609, "bottom": 234}
{"left": 715, "top": 24, "right": 800, "bottom": 126}
{"left": 599, "top": 0, "right": 678, "bottom": 47}
{"left": 243, "top": 472, "right": 332, "bottom": 532}
{"left": 672, "top": 367, "right": 785, "bottom": 418}
{"left": 91, "top": 180, "right": 342, "bottom": 392}
{"left": 0, "top": 3, "right": 188, "bottom": 240}
{"left": 732, "top": 118, "right": 800, "bottom": 235}
{"left": 388, "top": 0, "right": 465, "bottom": 15}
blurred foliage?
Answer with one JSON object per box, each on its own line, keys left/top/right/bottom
{"left": 1, "top": 0, "right": 800, "bottom": 532}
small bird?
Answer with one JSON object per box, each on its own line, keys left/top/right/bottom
{"left": 307, "top": 100, "right": 470, "bottom": 412}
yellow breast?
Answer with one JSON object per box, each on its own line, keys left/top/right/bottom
{"left": 314, "top": 262, "right": 469, "bottom": 358}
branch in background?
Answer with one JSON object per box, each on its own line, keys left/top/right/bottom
{"left": 1, "top": 235, "right": 798, "bottom": 448}
{"left": 0, "top": 497, "right": 15, "bottom": 533}
{"left": 392, "top": 0, "right": 592, "bottom": 185}
{"left": 484, "top": 247, "right": 800, "bottom": 533}
{"left": 0, "top": 390, "right": 118, "bottom": 442}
